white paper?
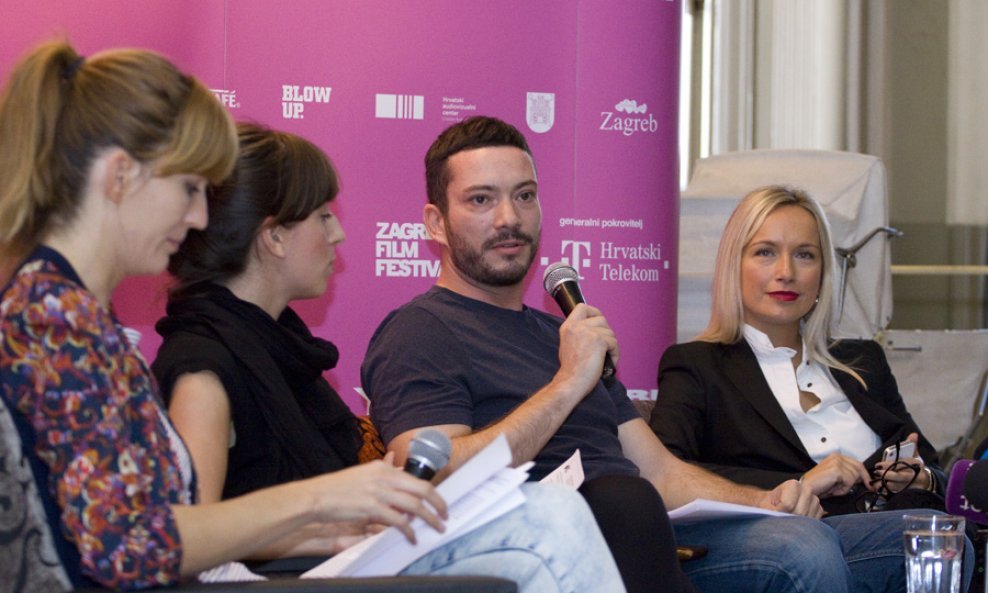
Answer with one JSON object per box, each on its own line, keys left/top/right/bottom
{"left": 303, "top": 434, "right": 527, "bottom": 578}
{"left": 539, "top": 449, "right": 584, "bottom": 490}
{"left": 668, "top": 498, "right": 790, "bottom": 525}
{"left": 198, "top": 562, "right": 266, "bottom": 583}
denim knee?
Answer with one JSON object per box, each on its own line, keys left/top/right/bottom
{"left": 514, "top": 483, "right": 625, "bottom": 593}
{"left": 769, "top": 516, "right": 847, "bottom": 575}
{"left": 675, "top": 515, "right": 850, "bottom": 593}
{"left": 402, "top": 483, "right": 626, "bottom": 593}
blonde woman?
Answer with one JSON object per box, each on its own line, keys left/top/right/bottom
{"left": 652, "top": 186, "right": 944, "bottom": 514}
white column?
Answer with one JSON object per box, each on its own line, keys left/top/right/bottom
{"left": 710, "top": 0, "right": 756, "bottom": 154}
{"left": 758, "top": 0, "right": 848, "bottom": 150}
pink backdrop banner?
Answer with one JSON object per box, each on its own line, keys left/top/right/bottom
{"left": 2, "top": 0, "right": 681, "bottom": 411}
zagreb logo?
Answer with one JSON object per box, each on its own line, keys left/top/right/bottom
{"left": 616, "top": 99, "right": 647, "bottom": 114}
{"left": 376, "top": 94, "right": 424, "bottom": 120}
{"left": 211, "top": 89, "right": 240, "bottom": 109}
{"left": 540, "top": 240, "right": 591, "bottom": 279}
{"left": 526, "top": 92, "right": 555, "bottom": 134}
{"left": 281, "top": 84, "right": 332, "bottom": 120}
{"left": 600, "top": 99, "right": 658, "bottom": 136}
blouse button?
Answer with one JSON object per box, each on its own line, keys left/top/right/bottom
{"left": 821, "top": 437, "right": 827, "bottom": 443}
{"left": 807, "top": 382, "right": 813, "bottom": 388}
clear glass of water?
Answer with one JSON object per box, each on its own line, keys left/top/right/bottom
{"left": 903, "top": 514, "right": 966, "bottom": 593}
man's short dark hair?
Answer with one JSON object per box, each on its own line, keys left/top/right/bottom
{"left": 425, "top": 116, "right": 532, "bottom": 215}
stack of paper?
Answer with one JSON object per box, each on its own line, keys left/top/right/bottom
{"left": 303, "top": 434, "right": 529, "bottom": 578}
{"left": 668, "top": 499, "right": 789, "bottom": 525}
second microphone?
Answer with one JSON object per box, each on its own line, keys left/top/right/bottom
{"left": 404, "top": 428, "right": 453, "bottom": 480}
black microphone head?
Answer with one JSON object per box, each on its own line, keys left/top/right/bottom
{"left": 405, "top": 428, "right": 452, "bottom": 479}
{"left": 543, "top": 262, "right": 579, "bottom": 296}
{"left": 964, "top": 459, "right": 988, "bottom": 510}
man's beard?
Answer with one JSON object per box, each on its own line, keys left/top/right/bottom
{"left": 446, "top": 225, "right": 540, "bottom": 287}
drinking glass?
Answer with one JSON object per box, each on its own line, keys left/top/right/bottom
{"left": 903, "top": 514, "right": 965, "bottom": 593}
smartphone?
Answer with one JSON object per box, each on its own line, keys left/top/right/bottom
{"left": 882, "top": 440, "right": 917, "bottom": 463}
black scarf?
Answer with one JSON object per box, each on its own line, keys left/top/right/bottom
{"left": 155, "top": 283, "right": 360, "bottom": 481}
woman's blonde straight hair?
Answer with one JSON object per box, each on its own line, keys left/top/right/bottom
{"left": 697, "top": 185, "right": 865, "bottom": 387}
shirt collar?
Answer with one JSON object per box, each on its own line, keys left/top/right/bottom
{"left": 742, "top": 324, "right": 800, "bottom": 360}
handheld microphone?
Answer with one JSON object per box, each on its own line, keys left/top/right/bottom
{"left": 542, "top": 262, "right": 615, "bottom": 378}
{"left": 945, "top": 460, "right": 988, "bottom": 525}
{"left": 403, "top": 429, "right": 452, "bottom": 480}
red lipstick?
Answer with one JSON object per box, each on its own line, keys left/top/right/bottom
{"left": 769, "top": 291, "right": 799, "bottom": 302}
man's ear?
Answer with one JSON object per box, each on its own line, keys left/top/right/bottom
{"left": 423, "top": 204, "right": 448, "bottom": 248}
{"left": 258, "top": 217, "right": 288, "bottom": 259}
{"left": 101, "top": 148, "right": 137, "bottom": 204}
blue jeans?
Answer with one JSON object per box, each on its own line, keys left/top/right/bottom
{"left": 401, "top": 483, "right": 626, "bottom": 593}
{"left": 674, "top": 510, "right": 975, "bottom": 593}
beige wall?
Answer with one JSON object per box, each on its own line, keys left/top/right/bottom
{"left": 874, "top": 0, "right": 986, "bottom": 329}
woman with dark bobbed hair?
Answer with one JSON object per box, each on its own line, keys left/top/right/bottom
{"left": 152, "top": 121, "right": 626, "bottom": 593}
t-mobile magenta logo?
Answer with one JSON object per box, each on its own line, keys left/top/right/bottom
{"left": 541, "top": 240, "right": 591, "bottom": 279}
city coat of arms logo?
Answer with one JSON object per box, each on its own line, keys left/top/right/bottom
{"left": 526, "top": 92, "right": 555, "bottom": 134}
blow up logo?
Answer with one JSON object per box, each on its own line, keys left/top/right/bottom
{"left": 600, "top": 99, "right": 658, "bottom": 136}
{"left": 281, "top": 84, "right": 333, "bottom": 120}
{"left": 526, "top": 92, "right": 555, "bottom": 134}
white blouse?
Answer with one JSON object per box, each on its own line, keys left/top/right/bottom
{"left": 743, "top": 325, "right": 881, "bottom": 463}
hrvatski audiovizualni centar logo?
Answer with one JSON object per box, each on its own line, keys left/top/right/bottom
{"left": 600, "top": 99, "right": 658, "bottom": 136}
{"left": 376, "top": 94, "right": 424, "bottom": 120}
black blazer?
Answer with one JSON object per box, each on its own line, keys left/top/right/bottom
{"left": 650, "top": 339, "right": 944, "bottom": 512}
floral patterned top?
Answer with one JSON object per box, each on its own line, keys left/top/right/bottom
{"left": 0, "top": 247, "right": 190, "bottom": 589}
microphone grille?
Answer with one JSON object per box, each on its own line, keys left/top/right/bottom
{"left": 543, "top": 262, "right": 579, "bottom": 295}
{"left": 408, "top": 428, "right": 452, "bottom": 469}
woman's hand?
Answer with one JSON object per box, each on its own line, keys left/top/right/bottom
{"left": 874, "top": 432, "right": 930, "bottom": 492}
{"left": 874, "top": 460, "right": 929, "bottom": 492}
{"left": 255, "top": 519, "right": 385, "bottom": 559}
{"left": 800, "top": 453, "right": 873, "bottom": 497}
{"left": 301, "top": 460, "right": 448, "bottom": 544}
